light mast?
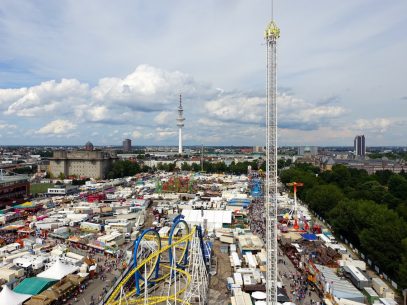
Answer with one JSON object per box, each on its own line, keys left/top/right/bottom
{"left": 265, "top": 19, "right": 280, "bottom": 305}
{"left": 177, "top": 94, "right": 185, "bottom": 154}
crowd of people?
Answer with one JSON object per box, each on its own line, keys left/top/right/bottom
{"left": 0, "top": 232, "right": 17, "bottom": 244}
{"left": 281, "top": 271, "right": 319, "bottom": 304}
{"left": 248, "top": 198, "right": 266, "bottom": 240}
{"left": 247, "top": 187, "right": 323, "bottom": 305}
{"left": 66, "top": 248, "right": 127, "bottom": 305}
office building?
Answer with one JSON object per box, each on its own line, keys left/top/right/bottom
{"left": 123, "top": 139, "right": 132, "bottom": 152}
{"left": 354, "top": 135, "right": 366, "bottom": 157}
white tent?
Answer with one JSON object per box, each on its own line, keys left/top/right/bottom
{"left": 252, "top": 291, "right": 267, "bottom": 300}
{"left": 181, "top": 209, "right": 232, "bottom": 230}
{"left": 0, "top": 285, "right": 31, "bottom": 305}
{"left": 36, "top": 260, "right": 79, "bottom": 280}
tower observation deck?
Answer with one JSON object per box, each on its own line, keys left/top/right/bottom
{"left": 177, "top": 94, "right": 185, "bottom": 154}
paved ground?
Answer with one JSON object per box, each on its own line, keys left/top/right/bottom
{"left": 66, "top": 248, "right": 125, "bottom": 305}
{"left": 206, "top": 238, "right": 324, "bottom": 305}
{"left": 278, "top": 246, "right": 323, "bottom": 305}
{"left": 208, "top": 240, "right": 231, "bottom": 305}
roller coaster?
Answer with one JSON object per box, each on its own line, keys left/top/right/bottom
{"left": 105, "top": 215, "right": 209, "bottom": 305}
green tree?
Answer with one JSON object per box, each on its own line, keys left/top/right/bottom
{"left": 181, "top": 162, "right": 192, "bottom": 171}
{"left": 305, "top": 184, "right": 345, "bottom": 217}
{"left": 358, "top": 206, "right": 407, "bottom": 281}
{"left": 280, "top": 163, "right": 407, "bottom": 284}
{"left": 349, "top": 180, "right": 386, "bottom": 204}
{"left": 330, "top": 164, "right": 351, "bottom": 188}
{"left": 374, "top": 170, "right": 394, "bottom": 185}
{"left": 399, "top": 238, "right": 407, "bottom": 288}
{"left": 107, "top": 160, "right": 141, "bottom": 178}
{"left": 329, "top": 199, "right": 361, "bottom": 245}
{"left": 396, "top": 203, "right": 407, "bottom": 221}
{"left": 389, "top": 175, "right": 407, "bottom": 200}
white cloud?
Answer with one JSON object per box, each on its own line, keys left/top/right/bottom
{"left": 156, "top": 127, "right": 177, "bottom": 139}
{"left": 202, "top": 93, "right": 346, "bottom": 130}
{"left": 0, "top": 61, "right": 402, "bottom": 146}
{"left": 84, "top": 106, "right": 110, "bottom": 122}
{"left": 0, "top": 65, "right": 218, "bottom": 125}
{"left": 2, "top": 79, "right": 89, "bottom": 117}
{"left": 196, "top": 118, "right": 226, "bottom": 127}
{"left": 36, "top": 119, "right": 77, "bottom": 135}
{"left": 0, "top": 121, "right": 17, "bottom": 129}
{"left": 205, "top": 95, "right": 263, "bottom": 124}
{"left": 132, "top": 130, "right": 142, "bottom": 139}
{"left": 355, "top": 118, "right": 406, "bottom": 133}
{"left": 91, "top": 65, "right": 217, "bottom": 111}
{"left": 154, "top": 111, "right": 173, "bottom": 125}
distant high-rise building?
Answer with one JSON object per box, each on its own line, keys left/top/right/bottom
{"left": 123, "top": 139, "right": 132, "bottom": 152}
{"left": 354, "top": 135, "right": 366, "bottom": 156}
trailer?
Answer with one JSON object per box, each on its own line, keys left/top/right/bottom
{"left": 372, "top": 278, "right": 393, "bottom": 298}
{"left": 233, "top": 272, "right": 243, "bottom": 286}
{"left": 364, "top": 287, "right": 379, "bottom": 305}
{"left": 220, "top": 235, "right": 234, "bottom": 244}
{"left": 231, "top": 252, "right": 242, "bottom": 268}
{"left": 343, "top": 265, "right": 371, "bottom": 289}
{"left": 244, "top": 252, "right": 258, "bottom": 269}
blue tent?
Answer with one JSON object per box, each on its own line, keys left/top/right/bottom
{"left": 301, "top": 233, "right": 317, "bottom": 241}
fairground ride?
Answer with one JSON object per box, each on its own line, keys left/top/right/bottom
{"left": 104, "top": 215, "right": 209, "bottom": 305}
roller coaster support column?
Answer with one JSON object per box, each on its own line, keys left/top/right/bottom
{"left": 182, "top": 225, "right": 208, "bottom": 305}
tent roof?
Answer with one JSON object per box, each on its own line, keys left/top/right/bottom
{"left": 36, "top": 260, "right": 79, "bottom": 280}
{"left": 14, "top": 202, "right": 37, "bottom": 209}
{"left": 182, "top": 209, "right": 232, "bottom": 225}
{"left": 301, "top": 233, "right": 317, "bottom": 241}
{"left": 13, "top": 277, "right": 56, "bottom": 295}
{"left": 0, "top": 285, "right": 31, "bottom": 305}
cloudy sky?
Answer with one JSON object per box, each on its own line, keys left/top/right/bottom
{"left": 0, "top": 0, "right": 406, "bottom": 146}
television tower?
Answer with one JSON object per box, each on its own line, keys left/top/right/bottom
{"left": 265, "top": 10, "right": 280, "bottom": 305}
{"left": 177, "top": 94, "right": 185, "bottom": 154}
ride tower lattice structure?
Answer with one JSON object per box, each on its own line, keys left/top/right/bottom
{"left": 265, "top": 18, "right": 280, "bottom": 305}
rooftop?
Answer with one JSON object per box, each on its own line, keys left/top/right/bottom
{"left": 0, "top": 175, "right": 29, "bottom": 186}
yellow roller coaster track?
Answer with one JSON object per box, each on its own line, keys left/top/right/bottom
{"left": 106, "top": 227, "right": 196, "bottom": 305}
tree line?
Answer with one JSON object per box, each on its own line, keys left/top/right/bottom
{"left": 108, "top": 158, "right": 298, "bottom": 178}
{"left": 280, "top": 163, "right": 407, "bottom": 288}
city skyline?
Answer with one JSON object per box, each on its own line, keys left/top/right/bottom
{"left": 0, "top": 0, "right": 406, "bottom": 146}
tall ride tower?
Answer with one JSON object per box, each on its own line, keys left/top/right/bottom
{"left": 177, "top": 94, "right": 185, "bottom": 154}
{"left": 265, "top": 18, "right": 280, "bottom": 305}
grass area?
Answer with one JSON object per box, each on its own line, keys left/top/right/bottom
{"left": 30, "top": 183, "right": 53, "bottom": 195}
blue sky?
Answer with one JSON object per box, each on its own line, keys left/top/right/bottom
{"left": 0, "top": 0, "right": 406, "bottom": 146}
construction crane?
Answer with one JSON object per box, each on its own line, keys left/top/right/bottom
{"left": 264, "top": 5, "right": 280, "bottom": 305}
{"left": 286, "top": 182, "right": 304, "bottom": 230}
